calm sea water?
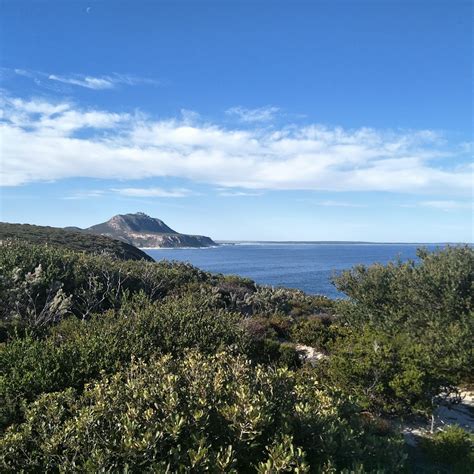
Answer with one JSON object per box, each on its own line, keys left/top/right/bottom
{"left": 144, "top": 243, "right": 442, "bottom": 298}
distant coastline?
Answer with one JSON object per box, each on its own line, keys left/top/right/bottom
{"left": 215, "top": 240, "right": 470, "bottom": 245}
{"left": 139, "top": 245, "right": 220, "bottom": 250}
{"left": 139, "top": 240, "right": 472, "bottom": 251}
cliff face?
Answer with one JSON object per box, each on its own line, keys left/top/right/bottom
{"left": 84, "top": 212, "right": 216, "bottom": 248}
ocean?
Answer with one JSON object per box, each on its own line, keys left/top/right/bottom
{"left": 144, "top": 243, "right": 444, "bottom": 298}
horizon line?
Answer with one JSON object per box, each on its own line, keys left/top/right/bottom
{"left": 215, "top": 240, "right": 472, "bottom": 245}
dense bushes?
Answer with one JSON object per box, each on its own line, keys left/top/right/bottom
{"left": 1, "top": 240, "right": 472, "bottom": 471}
{"left": 0, "top": 351, "right": 406, "bottom": 472}
{"left": 327, "top": 246, "right": 474, "bottom": 415}
{"left": 0, "top": 222, "right": 153, "bottom": 261}
{"left": 0, "top": 241, "right": 330, "bottom": 340}
{"left": 323, "top": 328, "right": 442, "bottom": 414}
{"left": 290, "top": 315, "right": 337, "bottom": 352}
{"left": 333, "top": 246, "right": 473, "bottom": 332}
{"left": 0, "top": 241, "right": 209, "bottom": 338}
{"left": 0, "top": 293, "right": 248, "bottom": 428}
{"left": 420, "top": 425, "right": 474, "bottom": 473}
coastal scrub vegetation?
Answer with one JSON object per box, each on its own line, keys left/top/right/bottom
{"left": 420, "top": 425, "right": 474, "bottom": 473}
{"left": 328, "top": 246, "right": 473, "bottom": 415}
{"left": 0, "top": 240, "right": 472, "bottom": 471}
{"left": 0, "top": 222, "right": 153, "bottom": 262}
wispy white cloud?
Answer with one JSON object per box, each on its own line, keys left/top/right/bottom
{"left": 48, "top": 73, "right": 160, "bottom": 90}
{"left": 226, "top": 106, "right": 280, "bottom": 123}
{"left": 318, "top": 200, "right": 367, "bottom": 208}
{"left": 112, "top": 187, "right": 195, "bottom": 198}
{"left": 218, "top": 189, "right": 263, "bottom": 197}
{"left": 13, "top": 69, "right": 36, "bottom": 79}
{"left": 63, "top": 187, "right": 194, "bottom": 199}
{"left": 1, "top": 94, "right": 471, "bottom": 199}
{"left": 180, "top": 109, "right": 201, "bottom": 124}
{"left": 8, "top": 97, "right": 70, "bottom": 116}
{"left": 12, "top": 69, "right": 160, "bottom": 90}
{"left": 419, "top": 200, "right": 473, "bottom": 212}
{"left": 63, "top": 190, "right": 106, "bottom": 200}
{"left": 48, "top": 74, "right": 115, "bottom": 90}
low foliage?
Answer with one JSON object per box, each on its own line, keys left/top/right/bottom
{"left": 0, "top": 240, "right": 472, "bottom": 470}
{"left": 0, "top": 351, "right": 406, "bottom": 472}
{"left": 0, "top": 241, "right": 330, "bottom": 340}
{"left": 290, "top": 314, "right": 337, "bottom": 352}
{"left": 420, "top": 425, "right": 474, "bottom": 473}
{"left": 0, "top": 293, "right": 247, "bottom": 428}
{"left": 0, "top": 241, "right": 208, "bottom": 338}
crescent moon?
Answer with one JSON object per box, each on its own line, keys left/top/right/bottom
{"left": 86, "top": 7, "right": 91, "bottom": 13}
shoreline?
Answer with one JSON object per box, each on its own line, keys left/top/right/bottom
{"left": 216, "top": 241, "right": 469, "bottom": 246}
{"left": 140, "top": 245, "right": 220, "bottom": 250}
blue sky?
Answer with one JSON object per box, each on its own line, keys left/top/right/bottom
{"left": 0, "top": 0, "right": 472, "bottom": 242}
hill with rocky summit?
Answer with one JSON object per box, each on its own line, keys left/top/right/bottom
{"left": 83, "top": 212, "right": 216, "bottom": 248}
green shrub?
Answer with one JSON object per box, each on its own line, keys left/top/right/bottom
{"left": 420, "top": 425, "right": 474, "bottom": 473}
{"left": 278, "top": 342, "right": 302, "bottom": 368}
{"left": 247, "top": 286, "right": 332, "bottom": 318}
{"left": 241, "top": 337, "right": 301, "bottom": 369}
{"left": 333, "top": 246, "right": 473, "bottom": 333}
{"left": 0, "top": 241, "right": 209, "bottom": 337}
{"left": 1, "top": 239, "right": 472, "bottom": 470}
{"left": 241, "top": 316, "right": 279, "bottom": 340}
{"left": 0, "top": 242, "right": 328, "bottom": 339}
{"left": 242, "top": 313, "right": 293, "bottom": 341}
{"left": 290, "top": 315, "right": 336, "bottom": 351}
{"left": 0, "top": 293, "right": 246, "bottom": 429}
{"left": 324, "top": 328, "right": 443, "bottom": 414}
{"left": 0, "top": 351, "right": 406, "bottom": 472}
{"left": 329, "top": 246, "right": 474, "bottom": 415}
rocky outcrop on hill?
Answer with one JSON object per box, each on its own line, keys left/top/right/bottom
{"left": 84, "top": 212, "right": 216, "bottom": 248}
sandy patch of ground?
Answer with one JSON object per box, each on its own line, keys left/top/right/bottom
{"left": 402, "top": 390, "right": 474, "bottom": 446}
{"left": 295, "top": 344, "right": 327, "bottom": 366}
